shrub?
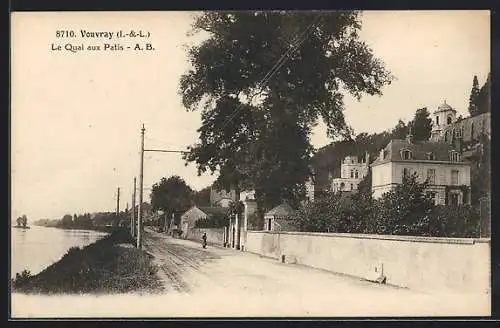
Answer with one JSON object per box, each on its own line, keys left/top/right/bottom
{"left": 247, "top": 212, "right": 264, "bottom": 230}
{"left": 429, "top": 204, "right": 480, "bottom": 238}
{"left": 195, "top": 214, "right": 229, "bottom": 228}
{"left": 370, "top": 173, "right": 435, "bottom": 235}
{"left": 12, "top": 269, "right": 32, "bottom": 288}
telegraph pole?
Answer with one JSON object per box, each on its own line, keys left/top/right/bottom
{"left": 134, "top": 124, "right": 187, "bottom": 247}
{"left": 131, "top": 177, "right": 136, "bottom": 238}
{"left": 137, "top": 124, "right": 145, "bottom": 249}
{"left": 116, "top": 187, "right": 120, "bottom": 226}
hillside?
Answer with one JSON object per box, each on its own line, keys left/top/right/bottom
{"left": 311, "top": 130, "right": 394, "bottom": 192}
{"left": 311, "top": 115, "right": 490, "bottom": 205}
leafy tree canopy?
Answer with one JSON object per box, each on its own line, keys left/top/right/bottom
{"left": 150, "top": 175, "right": 193, "bottom": 215}
{"left": 180, "top": 11, "right": 393, "bottom": 213}
{"left": 468, "top": 73, "right": 490, "bottom": 116}
{"left": 410, "top": 107, "right": 432, "bottom": 142}
{"left": 468, "top": 75, "right": 480, "bottom": 116}
{"left": 375, "top": 173, "right": 435, "bottom": 235}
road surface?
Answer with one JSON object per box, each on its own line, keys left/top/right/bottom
{"left": 141, "top": 228, "right": 490, "bottom": 317}
{"left": 11, "top": 228, "right": 490, "bottom": 318}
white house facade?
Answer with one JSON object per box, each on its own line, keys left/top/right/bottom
{"left": 331, "top": 154, "right": 369, "bottom": 192}
{"left": 371, "top": 133, "right": 471, "bottom": 206}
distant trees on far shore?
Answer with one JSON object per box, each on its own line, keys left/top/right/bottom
{"left": 33, "top": 211, "right": 124, "bottom": 230}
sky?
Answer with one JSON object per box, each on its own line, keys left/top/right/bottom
{"left": 11, "top": 10, "right": 490, "bottom": 220}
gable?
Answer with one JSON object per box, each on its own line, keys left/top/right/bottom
{"left": 181, "top": 206, "right": 208, "bottom": 223}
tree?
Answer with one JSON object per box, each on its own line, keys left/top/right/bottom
{"left": 411, "top": 107, "right": 432, "bottom": 141}
{"left": 247, "top": 212, "right": 264, "bottom": 230}
{"left": 293, "top": 191, "right": 342, "bottom": 232}
{"left": 374, "top": 173, "right": 435, "bottom": 235}
{"left": 180, "top": 11, "right": 393, "bottom": 214}
{"left": 475, "top": 73, "right": 491, "bottom": 115}
{"left": 469, "top": 73, "right": 491, "bottom": 116}
{"left": 357, "top": 168, "right": 372, "bottom": 196}
{"left": 192, "top": 186, "right": 211, "bottom": 206}
{"left": 391, "top": 119, "right": 410, "bottom": 139}
{"left": 468, "top": 75, "right": 480, "bottom": 116}
{"left": 61, "top": 214, "right": 73, "bottom": 228}
{"left": 150, "top": 176, "right": 193, "bottom": 218}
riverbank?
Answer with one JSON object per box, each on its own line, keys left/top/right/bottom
{"left": 11, "top": 228, "right": 163, "bottom": 294}
{"left": 32, "top": 224, "right": 116, "bottom": 233}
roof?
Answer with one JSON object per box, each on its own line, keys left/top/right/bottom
{"left": 371, "top": 139, "right": 465, "bottom": 166}
{"left": 434, "top": 100, "right": 457, "bottom": 114}
{"left": 265, "top": 202, "right": 295, "bottom": 218}
{"left": 197, "top": 206, "right": 230, "bottom": 216}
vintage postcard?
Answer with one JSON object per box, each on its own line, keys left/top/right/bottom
{"left": 10, "top": 10, "right": 491, "bottom": 318}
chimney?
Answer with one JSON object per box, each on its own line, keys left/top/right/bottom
{"left": 406, "top": 126, "right": 414, "bottom": 144}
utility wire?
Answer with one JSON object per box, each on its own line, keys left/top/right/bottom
{"left": 221, "top": 19, "right": 319, "bottom": 128}
{"left": 220, "top": 14, "right": 324, "bottom": 130}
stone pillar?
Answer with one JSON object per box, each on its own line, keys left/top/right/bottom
{"left": 242, "top": 202, "right": 249, "bottom": 251}
{"left": 235, "top": 213, "right": 240, "bottom": 249}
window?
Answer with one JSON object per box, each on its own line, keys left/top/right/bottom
{"left": 427, "top": 191, "right": 438, "bottom": 205}
{"left": 267, "top": 219, "right": 272, "bottom": 231}
{"left": 403, "top": 167, "right": 411, "bottom": 180}
{"left": 350, "top": 170, "right": 354, "bottom": 178}
{"left": 436, "top": 116, "right": 439, "bottom": 125}
{"left": 450, "top": 193, "right": 459, "bottom": 206}
{"left": 449, "top": 151, "right": 461, "bottom": 162}
{"left": 471, "top": 122, "right": 474, "bottom": 140}
{"left": 350, "top": 183, "right": 353, "bottom": 190}
{"left": 355, "top": 170, "right": 359, "bottom": 179}
{"left": 426, "top": 169, "right": 436, "bottom": 184}
{"left": 447, "top": 116, "right": 452, "bottom": 124}
{"left": 451, "top": 170, "right": 459, "bottom": 185}
{"left": 401, "top": 149, "right": 412, "bottom": 160}
{"left": 340, "top": 182, "right": 345, "bottom": 190}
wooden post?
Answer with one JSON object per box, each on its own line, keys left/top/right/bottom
{"left": 137, "top": 125, "right": 145, "bottom": 249}
{"left": 131, "top": 177, "right": 136, "bottom": 238}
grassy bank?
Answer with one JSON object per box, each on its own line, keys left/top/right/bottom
{"left": 11, "top": 228, "right": 163, "bottom": 294}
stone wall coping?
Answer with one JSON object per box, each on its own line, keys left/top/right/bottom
{"left": 247, "top": 230, "right": 490, "bottom": 245}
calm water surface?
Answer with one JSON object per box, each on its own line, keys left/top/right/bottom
{"left": 11, "top": 225, "right": 108, "bottom": 277}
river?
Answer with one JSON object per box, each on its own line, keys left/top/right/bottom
{"left": 11, "top": 225, "right": 109, "bottom": 277}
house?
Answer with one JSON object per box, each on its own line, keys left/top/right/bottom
{"left": 180, "top": 205, "right": 229, "bottom": 236}
{"left": 210, "top": 186, "right": 238, "bottom": 207}
{"left": 430, "top": 100, "right": 491, "bottom": 159}
{"left": 263, "top": 202, "right": 296, "bottom": 232}
{"left": 371, "top": 130, "right": 471, "bottom": 206}
{"left": 331, "top": 153, "right": 369, "bottom": 192}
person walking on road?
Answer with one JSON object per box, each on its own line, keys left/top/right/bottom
{"left": 202, "top": 232, "right": 207, "bottom": 249}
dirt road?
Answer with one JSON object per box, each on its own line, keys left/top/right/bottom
{"left": 141, "top": 228, "right": 490, "bottom": 317}
{"left": 11, "top": 229, "right": 490, "bottom": 317}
